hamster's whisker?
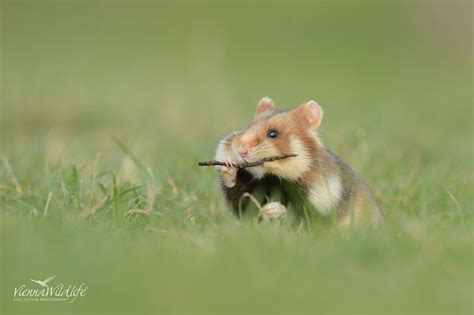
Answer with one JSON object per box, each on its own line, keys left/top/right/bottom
{"left": 252, "top": 150, "right": 273, "bottom": 156}
{"left": 252, "top": 146, "right": 273, "bottom": 154}
{"left": 252, "top": 146, "right": 273, "bottom": 152}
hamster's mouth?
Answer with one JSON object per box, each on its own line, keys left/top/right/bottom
{"left": 230, "top": 144, "right": 274, "bottom": 166}
{"left": 232, "top": 154, "right": 247, "bottom": 165}
{"left": 243, "top": 163, "right": 266, "bottom": 179}
{"left": 231, "top": 147, "right": 259, "bottom": 165}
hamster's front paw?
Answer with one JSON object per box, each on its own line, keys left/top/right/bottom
{"left": 220, "top": 158, "right": 237, "bottom": 188}
{"left": 261, "top": 202, "right": 286, "bottom": 220}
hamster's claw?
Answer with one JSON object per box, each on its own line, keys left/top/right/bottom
{"left": 220, "top": 158, "right": 237, "bottom": 188}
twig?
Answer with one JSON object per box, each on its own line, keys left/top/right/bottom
{"left": 198, "top": 153, "right": 298, "bottom": 168}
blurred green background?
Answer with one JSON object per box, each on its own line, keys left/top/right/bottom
{"left": 1, "top": 1, "right": 472, "bottom": 314}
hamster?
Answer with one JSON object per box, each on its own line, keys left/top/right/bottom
{"left": 215, "top": 97, "right": 383, "bottom": 226}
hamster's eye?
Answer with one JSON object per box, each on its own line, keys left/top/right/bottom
{"left": 267, "top": 129, "right": 279, "bottom": 139}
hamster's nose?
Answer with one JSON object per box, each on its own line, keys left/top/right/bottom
{"left": 238, "top": 146, "right": 250, "bottom": 158}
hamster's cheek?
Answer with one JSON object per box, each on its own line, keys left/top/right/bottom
{"left": 252, "top": 143, "right": 280, "bottom": 160}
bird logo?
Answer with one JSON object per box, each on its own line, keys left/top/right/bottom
{"left": 30, "top": 275, "right": 56, "bottom": 288}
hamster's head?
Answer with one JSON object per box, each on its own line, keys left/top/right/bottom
{"left": 230, "top": 97, "right": 324, "bottom": 180}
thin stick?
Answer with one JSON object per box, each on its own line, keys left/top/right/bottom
{"left": 198, "top": 153, "right": 298, "bottom": 169}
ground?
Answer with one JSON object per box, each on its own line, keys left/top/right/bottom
{"left": 1, "top": 1, "right": 472, "bottom": 314}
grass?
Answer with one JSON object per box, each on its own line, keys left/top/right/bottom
{"left": 1, "top": 1, "right": 473, "bottom": 314}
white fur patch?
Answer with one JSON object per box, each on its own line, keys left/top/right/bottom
{"left": 308, "top": 175, "right": 342, "bottom": 215}
{"left": 264, "top": 136, "right": 312, "bottom": 180}
{"left": 246, "top": 165, "right": 266, "bottom": 179}
{"left": 215, "top": 138, "right": 238, "bottom": 169}
{"left": 214, "top": 139, "right": 227, "bottom": 166}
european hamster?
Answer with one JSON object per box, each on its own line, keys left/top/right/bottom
{"left": 215, "top": 97, "right": 383, "bottom": 226}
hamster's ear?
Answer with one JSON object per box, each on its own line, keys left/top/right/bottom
{"left": 256, "top": 97, "right": 274, "bottom": 114}
{"left": 295, "top": 100, "right": 323, "bottom": 129}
